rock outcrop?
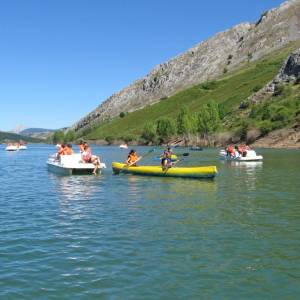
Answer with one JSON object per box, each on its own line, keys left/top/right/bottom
{"left": 73, "top": 0, "right": 300, "bottom": 132}
{"left": 242, "top": 47, "right": 300, "bottom": 106}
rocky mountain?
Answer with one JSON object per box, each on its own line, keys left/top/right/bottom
{"left": 241, "top": 47, "right": 300, "bottom": 106}
{"left": 0, "top": 131, "right": 43, "bottom": 143}
{"left": 20, "top": 128, "right": 55, "bottom": 139}
{"left": 73, "top": 0, "right": 300, "bottom": 132}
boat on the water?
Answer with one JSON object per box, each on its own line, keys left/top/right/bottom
{"left": 112, "top": 162, "right": 218, "bottom": 179}
{"left": 47, "top": 154, "right": 106, "bottom": 175}
{"left": 5, "top": 143, "right": 27, "bottom": 151}
{"left": 19, "top": 145, "right": 27, "bottom": 150}
{"left": 190, "top": 146, "right": 203, "bottom": 151}
{"left": 219, "top": 149, "right": 263, "bottom": 161}
{"left": 119, "top": 144, "right": 128, "bottom": 149}
{"left": 5, "top": 145, "right": 19, "bottom": 151}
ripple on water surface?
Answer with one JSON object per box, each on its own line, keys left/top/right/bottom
{"left": 0, "top": 145, "right": 300, "bottom": 299}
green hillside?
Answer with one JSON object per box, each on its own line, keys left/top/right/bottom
{"left": 0, "top": 131, "right": 43, "bottom": 143}
{"left": 80, "top": 41, "right": 300, "bottom": 142}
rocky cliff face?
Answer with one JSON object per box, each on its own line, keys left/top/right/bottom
{"left": 73, "top": 0, "right": 300, "bottom": 132}
{"left": 242, "top": 47, "right": 300, "bottom": 106}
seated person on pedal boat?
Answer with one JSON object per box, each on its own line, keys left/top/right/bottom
{"left": 56, "top": 144, "right": 66, "bottom": 159}
{"left": 81, "top": 143, "right": 101, "bottom": 175}
{"left": 65, "top": 144, "right": 74, "bottom": 155}
{"left": 77, "top": 140, "right": 85, "bottom": 153}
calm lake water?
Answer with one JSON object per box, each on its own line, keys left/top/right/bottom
{"left": 0, "top": 145, "right": 299, "bottom": 299}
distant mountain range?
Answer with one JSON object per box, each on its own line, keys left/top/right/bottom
{"left": 0, "top": 131, "right": 43, "bottom": 143}
{"left": 19, "top": 128, "right": 55, "bottom": 139}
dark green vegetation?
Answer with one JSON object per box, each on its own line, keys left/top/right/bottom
{"left": 239, "top": 83, "right": 300, "bottom": 136}
{"left": 0, "top": 131, "right": 43, "bottom": 143}
{"left": 71, "top": 42, "right": 300, "bottom": 144}
{"left": 48, "top": 130, "right": 76, "bottom": 144}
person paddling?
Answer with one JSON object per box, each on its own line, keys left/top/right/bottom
{"left": 161, "top": 146, "right": 173, "bottom": 171}
{"left": 126, "top": 149, "right": 139, "bottom": 166}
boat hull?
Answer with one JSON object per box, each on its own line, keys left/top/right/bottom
{"left": 47, "top": 162, "right": 100, "bottom": 175}
{"left": 219, "top": 150, "right": 263, "bottom": 162}
{"left": 5, "top": 146, "right": 19, "bottom": 151}
{"left": 47, "top": 154, "right": 106, "bottom": 175}
{"left": 112, "top": 162, "right": 217, "bottom": 179}
{"left": 221, "top": 156, "right": 263, "bottom": 162}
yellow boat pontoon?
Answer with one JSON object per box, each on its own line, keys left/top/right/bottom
{"left": 112, "top": 162, "right": 218, "bottom": 179}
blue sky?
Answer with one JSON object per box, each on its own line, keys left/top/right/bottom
{"left": 0, "top": 0, "right": 284, "bottom": 131}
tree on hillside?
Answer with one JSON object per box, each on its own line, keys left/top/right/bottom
{"left": 156, "top": 117, "right": 176, "bottom": 143}
{"left": 52, "top": 130, "right": 65, "bottom": 144}
{"left": 64, "top": 130, "right": 76, "bottom": 142}
{"left": 105, "top": 135, "right": 114, "bottom": 145}
{"left": 141, "top": 122, "right": 157, "bottom": 144}
{"left": 197, "top": 101, "right": 220, "bottom": 139}
{"left": 177, "top": 105, "right": 191, "bottom": 135}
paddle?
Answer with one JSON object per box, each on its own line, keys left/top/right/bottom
{"left": 120, "top": 148, "right": 155, "bottom": 173}
{"left": 169, "top": 138, "right": 182, "bottom": 145}
{"left": 154, "top": 152, "right": 189, "bottom": 162}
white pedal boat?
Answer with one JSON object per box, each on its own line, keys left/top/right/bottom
{"left": 219, "top": 149, "right": 263, "bottom": 162}
{"left": 47, "top": 153, "right": 106, "bottom": 175}
{"left": 19, "top": 145, "right": 27, "bottom": 150}
{"left": 5, "top": 145, "right": 19, "bottom": 151}
{"left": 119, "top": 144, "right": 128, "bottom": 149}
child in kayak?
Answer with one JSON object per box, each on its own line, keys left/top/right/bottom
{"left": 126, "top": 149, "right": 139, "bottom": 166}
{"left": 161, "top": 147, "right": 173, "bottom": 171}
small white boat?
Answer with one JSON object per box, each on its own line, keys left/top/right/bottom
{"left": 5, "top": 145, "right": 19, "bottom": 151}
{"left": 219, "top": 149, "right": 263, "bottom": 162}
{"left": 19, "top": 145, "right": 27, "bottom": 150}
{"left": 119, "top": 144, "right": 128, "bottom": 149}
{"left": 47, "top": 153, "right": 106, "bottom": 175}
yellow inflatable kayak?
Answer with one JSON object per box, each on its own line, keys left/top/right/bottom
{"left": 112, "top": 162, "right": 218, "bottom": 179}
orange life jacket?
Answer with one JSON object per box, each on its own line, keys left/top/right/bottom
{"left": 128, "top": 153, "right": 138, "bottom": 164}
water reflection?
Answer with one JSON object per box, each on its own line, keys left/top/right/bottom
{"left": 133, "top": 175, "right": 217, "bottom": 202}
{"left": 229, "top": 161, "right": 263, "bottom": 170}
{"left": 51, "top": 175, "right": 102, "bottom": 201}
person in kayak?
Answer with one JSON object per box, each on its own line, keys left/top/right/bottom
{"left": 161, "top": 146, "right": 173, "bottom": 171}
{"left": 81, "top": 143, "right": 101, "bottom": 175}
{"left": 126, "top": 149, "right": 139, "bottom": 166}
